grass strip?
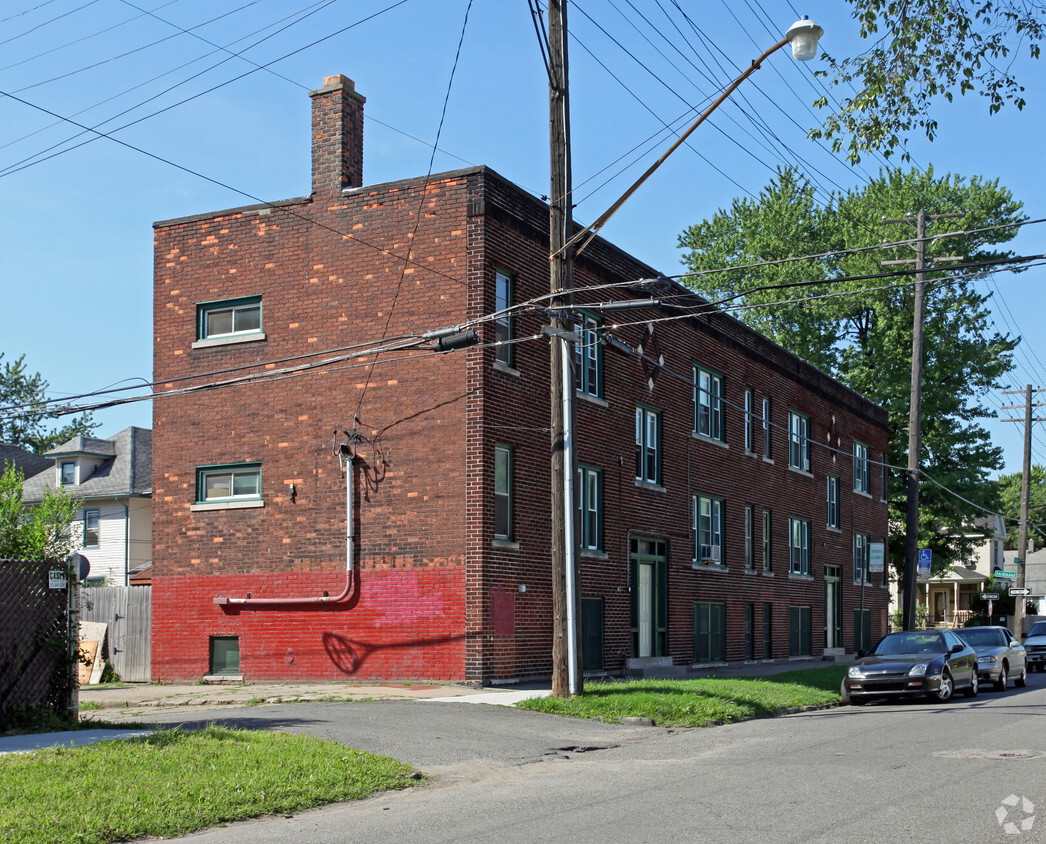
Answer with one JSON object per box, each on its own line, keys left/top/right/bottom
{"left": 0, "top": 726, "right": 419, "bottom": 844}
{"left": 516, "top": 666, "right": 847, "bottom": 726}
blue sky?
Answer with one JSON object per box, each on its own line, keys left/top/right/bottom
{"left": 1, "top": 0, "right": 1043, "bottom": 479}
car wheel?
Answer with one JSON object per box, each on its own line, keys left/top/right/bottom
{"left": 994, "top": 664, "right": 1008, "bottom": 691}
{"left": 964, "top": 672, "right": 978, "bottom": 698}
{"left": 1016, "top": 666, "right": 1028, "bottom": 688}
{"left": 930, "top": 670, "right": 954, "bottom": 702}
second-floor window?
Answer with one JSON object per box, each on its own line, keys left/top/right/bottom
{"left": 635, "top": 406, "right": 662, "bottom": 485}
{"left": 789, "top": 516, "right": 811, "bottom": 576}
{"left": 83, "top": 509, "right": 99, "bottom": 548}
{"left": 744, "top": 389, "right": 754, "bottom": 452}
{"left": 854, "top": 440, "right": 870, "bottom": 493}
{"left": 827, "top": 475, "right": 840, "bottom": 529}
{"left": 60, "top": 461, "right": 76, "bottom": 486}
{"left": 744, "top": 505, "right": 754, "bottom": 569}
{"left": 578, "top": 465, "right": 602, "bottom": 551}
{"left": 854, "top": 531, "right": 871, "bottom": 583}
{"left": 574, "top": 312, "right": 602, "bottom": 397}
{"left": 494, "top": 445, "right": 513, "bottom": 539}
{"left": 762, "top": 396, "right": 772, "bottom": 458}
{"left": 762, "top": 510, "right": 772, "bottom": 572}
{"left": 789, "top": 411, "right": 811, "bottom": 472}
{"left": 494, "top": 270, "right": 513, "bottom": 366}
{"left": 694, "top": 366, "right": 724, "bottom": 441}
{"left": 693, "top": 494, "right": 724, "bottom": 564}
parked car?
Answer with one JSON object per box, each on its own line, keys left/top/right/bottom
{"left": 954, "top": 626, "right": 1027, "bottom": 690}
{"left": 1024, "top": 620, "right": 1046, "bottom": 672}
{"left": 842, "top": 629, "right": 978, "bottom": 705}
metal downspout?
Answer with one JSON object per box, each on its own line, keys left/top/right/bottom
{"left": 214, "top": 445, "right": 356, "bottom": 608}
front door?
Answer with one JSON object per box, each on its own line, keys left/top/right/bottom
{"left": 824, "top": 565, "right": 841, "bottom": 648}
{"left": 630, "top": 537, "right": 667, "bottom": 657}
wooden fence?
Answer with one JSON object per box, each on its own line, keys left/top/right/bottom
{"left": 79, "top": 585, "right": 151, "bottom": 682}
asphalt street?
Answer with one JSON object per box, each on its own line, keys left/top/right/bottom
{"left": 120, "top": 673, "right": 1046, "bottom": 843}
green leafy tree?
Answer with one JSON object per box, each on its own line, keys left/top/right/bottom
{"left": 0, "top": 463, "right": 81, "bottom": 562}
{"left": 815, "top": 1, "right": 1046, "bottom": 162}
{"left": 0, "top": 353, "right": 96, "bottom": 453}
{"left": 996, "top": 465, "right": 1046, "bottom": 548}
{"left": 679, "top": 166, "right": 1019, "bottom": 580}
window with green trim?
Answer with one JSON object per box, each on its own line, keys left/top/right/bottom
{"left": 574, "top": 312, "right": 603, "bottom": 398}
{"left": 494, "top": 270, "right": 513, "bottom": 366}
{"left": 693, "top": 494, "right": 724, "bottom": 565}
{"left": 577, "top": 464, "right": 602, "bottom": 551}
{"left": 854, "top": 440, "right": 870, "bottom": 493}
{"left": 854, "top": 531, "right": 871, "bottom": 584}
{"left": 197, "top": 297, "right": 262, "bottom": 342}
{"left": 197, "top": 464, "right": 261, "bottom": 503}
{"left": 827, "top": 474, "right": 840, "bottom": 529}
{"left": 789, "top": 410, "right": 810, "bottom": 472}
{"left": 635, "top": 405, "right": 662, "bottom": 485}
{"left": 789, "top": 516, "right": 811, "bottom": 576}
{"left": 494, "top": 445, "right": 513, "bottom": 539}
{"left": 694, "top": 365, "right": 724, "bottom": 441}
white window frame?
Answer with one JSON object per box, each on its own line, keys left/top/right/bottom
{"left": 197, "top": 464, "right": 261, "bottom": 503}
{"left": 83, "top": 508, "right": 100, "bottom": 548}
{"left": 762, "top": 396, "right": 772, "bottom": 458}
{"left": 762, "top": 509, "right": 772, "bottom": 572}
{"left": 195, "top": 297, "right": 263, "bottom": 347}
{"left": 744, "top": 389, "right": 754, "bottom": 452}
{"left": 744, "top": 505, "right": 754, "bottom": 569}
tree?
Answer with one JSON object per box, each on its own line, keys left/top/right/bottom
{"left": 678, "top": 166, "right": 1020, "bottom": 579}
{"left": 0, "top": 463, "right": 81, "bottom": 562}
{"left": 815, "top": 2, "right": 1046, "bottom": 162}
{"left": 0, "top": 354, "right": 96, "bottom": 453}
{"left": 995, "top": 465, "right": 1046, "bottom": 548}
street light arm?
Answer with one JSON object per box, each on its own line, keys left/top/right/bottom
{"left": 564, "top": 35, "right": 790, "bottom": 259}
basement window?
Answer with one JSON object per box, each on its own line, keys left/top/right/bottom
{"left": 209, "top": 636, "right": 240, "bottom": 677}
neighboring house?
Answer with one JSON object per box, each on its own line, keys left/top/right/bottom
{"left": 902, "top": 515, "right": 1003, "bottom": 627}
{"left": 22, "top": 428, "right": 152, "bottom": 586}
{"left": 150, "top": 75, "right": 890, "bottom": 684}
{"left": 0, "top": 443, "right": 50, "bottom": 479}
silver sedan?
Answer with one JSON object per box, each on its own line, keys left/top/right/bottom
{"left": 955, "top": 625, "right": 1028, "bottom": 690}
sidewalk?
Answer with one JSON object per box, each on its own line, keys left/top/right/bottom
{"left": 1, "top": 659, "right": 828, "bottom": 755}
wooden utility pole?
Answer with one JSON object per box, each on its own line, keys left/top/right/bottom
{"left": 882, "top": 210, "right": 962, "bottom": 630}
{"left": 548, "top": 0, "right": 580, "bottom": 697}
{"left": 1002, "top": 386, "right": 1046, "bottom": 636}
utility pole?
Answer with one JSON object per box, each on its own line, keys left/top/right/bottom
{"left": 1002, "top": 386, "right": 1046, "bottom": 636}
{"left": 548, "top": 0, "right": 581, "bottom": 697}
{"left": 882, "top": 210, "right": 962, "bottom": 630}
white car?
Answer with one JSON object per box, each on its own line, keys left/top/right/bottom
{"left": 1024, "top": 620, "right": 1046, "bottom": 672}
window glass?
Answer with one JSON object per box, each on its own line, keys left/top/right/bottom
{"left": 789, "top": 517, "right": 811, "bottom": 575}
{"left": 827, "top": 475, "right": 840, "bottom": 528}
{"left": 635, "top": 406, "right": 661, "bottom": 484}
{"left": 495, "top": 270, "right": 513, "bottom": 365}
{"left": 574, "top": 313, "right": 603, "bottom": 397}
{"left": 198, "top": 465, "right": 261, "bottom": 502}
{"left": 199, "top": 297, "right": 262, "bottom": 340}
{"left": 494, "top": 445, "right": 512, "bottom": 538}
{"left": 693, "top": 494, "right": 724, "bottom": 564}
{"left": 789, "top": 411, "right": 810, "bottom": 472}
{"left": 854, "top": 441, "right": 870, "bottom": 493}
{"left": 578, "top": 465, "right": 602, "bottom": 551}
{"left": 60, "top": 461, "right": 76, "bottom": 486}
{"left": 83, "top": 509, "right": 99, "bottom": 548}
{"left": 694, "top": 366, "right": 723, "bottom": 441}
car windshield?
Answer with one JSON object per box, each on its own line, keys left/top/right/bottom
{"left": 1029, "top": 622, "right": 1046, "bottom": 637}
{"left": 873, "top": 632, "right": 945, "bottom": 656}
{"left": 959, "top": 629, "right": 1005, "bottom": 648}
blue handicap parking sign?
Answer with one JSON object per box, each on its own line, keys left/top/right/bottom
{"left": 918, "top": 548, "right": 932, "bottom": 574}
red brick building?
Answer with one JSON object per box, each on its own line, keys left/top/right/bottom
{"left": 151, "top": 75, "right": 889, "bottom": 683}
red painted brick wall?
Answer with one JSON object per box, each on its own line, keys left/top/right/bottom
{"left": 153, "top": 568, "right": 465, "bottom": 681}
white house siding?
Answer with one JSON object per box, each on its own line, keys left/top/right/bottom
{"left": 128, "top": 498, "right": 152, "bottom": 571}
{"left": 76, "top": 501, "right": 132, "bottom": 585}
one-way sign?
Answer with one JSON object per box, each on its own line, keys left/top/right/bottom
{"left": 1010, "top": 587, "right": 1031, "bottom": 597}
{"left": 981, "top": 593, "right": 1000, "bottom": 600}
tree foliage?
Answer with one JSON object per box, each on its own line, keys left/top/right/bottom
{"left": 815, "top": 1, "right": 1046, "bottom": 162}
{"left": 995, "top": 465, "right": 1046, "bottom": 548}
{"left": 0, "top": 463, "right": 81, "bottom": 562}
{"left": 0, "top": 353, "right": 96, "bottom": 453}
{"left": 678, "top": 166, "right": 1020, "bottom": 576}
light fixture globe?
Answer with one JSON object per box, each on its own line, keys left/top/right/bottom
{"left": 786, "top": 17, "right": 823, "bottom": 61}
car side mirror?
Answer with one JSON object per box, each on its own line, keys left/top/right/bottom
{"left": 856, "top": 649, "right": 866, "bottom": 659}
{"left": 951, "top": 644, "right": 965, "bottom": 654}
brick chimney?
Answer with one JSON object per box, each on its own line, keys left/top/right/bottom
{"left": 309, "top": 75, "right": 366, "bottom": 194}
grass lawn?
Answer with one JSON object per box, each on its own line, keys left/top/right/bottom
{"left": 515, "top": 666, "right": 848, "bottom": 726}
{"left": 0, "top": 726, "right": 420, "bottom": 844}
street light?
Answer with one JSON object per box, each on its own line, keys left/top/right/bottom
{"left": 566, "top": 17, "right": 824, "bottom": 257}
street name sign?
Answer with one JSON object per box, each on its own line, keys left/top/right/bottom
{"left": 994, "top": 570, "right": 1017, "bottom": 580}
